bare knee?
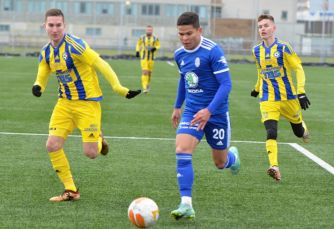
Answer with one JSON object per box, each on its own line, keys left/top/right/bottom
{"left": 46, "top": 137, "right": 64, "bottom": 152}
{"left": 83, "top": 143, "right": 99, "bottom": 159}
{"left": 212, "top": 149, "right": 228, "bottom": 169}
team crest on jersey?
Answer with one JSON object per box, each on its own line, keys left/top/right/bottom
{"left": 195, "top": 57, "right": 200, "bottom": 67}
{"left": 185, "top": 72, "right": 199, "bottom": 88}
{"left": 274, "top": 51, "right": 281, "bottom": 58}
{"left": 62, "top": 52, "right": 68, "bottom": 60}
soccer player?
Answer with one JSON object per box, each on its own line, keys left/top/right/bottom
{"left": 170, "top": 12, "right": 240, "bottom": 220}
{"left": 32, "top": 9, "right": 141, "bottom": 202}
{"left": 251, "top": 14, "right": 311, "bottom": 181}
{"left": 135, "top": 25, "right": 160, "bottom": 93}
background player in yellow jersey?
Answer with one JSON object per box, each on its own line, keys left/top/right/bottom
{"left": 135, "top": 25, "right": 160, "bottom": 93}
{"left": 251, "top": 14, "right": 311, "bottom": 181}
{"left": 32, "top": 9, "right": 141, "bottom": 202}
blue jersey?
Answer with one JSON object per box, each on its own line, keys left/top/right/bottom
{"left": 174, "top": 37, "right": 230, "bottom": 115}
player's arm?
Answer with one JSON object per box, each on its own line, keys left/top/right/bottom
{"left": 285, "top": 46, "right": 310, "bottom": 109}
{"left": 32, "top": 54, "right": 51, "bottom": 97}
{"left": 172, "top": 74, "right": 185, "bottom": 128}
{"left": 152, "top": 38, "right": 160, "bottom": 52}
{"left": 250, "top": 50, "right": 260, "bottom": 97}
{"left": 135, "top": 37, "right": 142, "bottom": 57}
{"left": 93, "top": 57, "right": 141, "bottom": 99}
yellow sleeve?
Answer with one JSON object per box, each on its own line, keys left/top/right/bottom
{"left": 93, "top": 57, "right": 129, "bottom": 97}
{"left": 136, "top": 37, "right": 142, "bottom": 52}
{"left": 284, "top": 45, "right": 306, "bottom": 94}
{"left": 155, "top": 37, "right": 160, "bottom": 50}
{"left": 34, "top": 53, "right": 51, "bottom": 92}
{"left": 252, "top": 49, "right": 261, "bottom": 92}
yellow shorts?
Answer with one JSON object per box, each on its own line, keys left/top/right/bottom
{"left": 260, "top": 99, "right": 303, "bottom": 124}
{"left": 49, "top": 98, "right": 101, "bottom": 142}
{"left": 140, "top": 60, "right": 155, "bottom": 71}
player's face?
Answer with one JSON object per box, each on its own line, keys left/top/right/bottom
{"left": 45, "top": 16, "right": 65, "bottom": 46}
{"left": 258, "top": 19, "right": 276, "bottom": 40}
{"left": 177, "top": 25, "right": 202, "bottom": 50}
{"left": 146, "top": 27, "right": 153, "bottom": 36}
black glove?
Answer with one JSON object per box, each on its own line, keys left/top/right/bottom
{"left": 135, "top": 52, "right": 140, "bottom": 58}
{"left": 32, "top": 85, "right": 42, "bottom": 97}
{"left": 250, "top": 89, "right": 259, "bottom": 97}
{"left": 150, "top": 47, "right": 156, "bottom": 52}
{"left": 126, "top": 90, "right": 141, "bottom": 99}
{"left": 298, "top": 93, "right": 311, "bottom": 110}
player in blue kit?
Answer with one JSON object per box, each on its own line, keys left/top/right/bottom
{"left": 170, "top": 12, "right": 241, "bottom": 220}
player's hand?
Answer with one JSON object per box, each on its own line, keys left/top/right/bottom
{"left": 126, "top": 89, "right": 141, "bottom": 99}
{"left": 251, "top": 89, "right": 259, "bottom": 97}
{"left": 171, "top": 108, "right": 182, "bottom": 129}
{"left": 150, "top": 47, "right": 156, "bottom": 52}
{"left": 191, "top": 108, "right": 211, "bottom": 130}
{"left": 32, "top": 85, "right": 42, "bottom": 97}
{"left": 298, "top": 93, "right": 311, "bottom": 110}
{"left": 135, "top": 52, "right": 140, "bottom": 58}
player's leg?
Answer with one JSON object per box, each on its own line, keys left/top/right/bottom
{"left": 47, "top": 99, "right": 79, "bottom": 202}
{"left": 171, "top": 114, "right": 202, "bottom": 220}
{"left": 282, "top": 100, "right": 310, "bottom": 143}
{"left": 76, "top": 101, "right": 105, "bottom": 159}
{"left": 260, "top": 101, "right": 281, "bottom": 181}
{"left": 206, "top": 113, "right": 240, "bottom": 174}
{"left": 141, "top": 60, "right": 150, "bottom": 93}
{"left": 146, "top": 61, "right": 154, "bottom": 91}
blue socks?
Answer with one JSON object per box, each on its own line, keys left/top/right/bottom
{"left": 223, "top": 150, "right": 236, "bottom": 169}
{"left": 176, "top": 153, "right": 193, "bottom": 197}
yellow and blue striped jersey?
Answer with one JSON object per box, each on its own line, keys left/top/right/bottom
{"left": 252, "top": 38, "right": 306, "bottom": 102}
{"left": 37, "top": 33, "right": 102, "bottom": 101}
{"left": 136, "top": 35, "right": 160, "bottom": 61}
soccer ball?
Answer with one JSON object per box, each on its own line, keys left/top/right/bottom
{"left": 128, "top": 197, "right": 159, "bottom": 228}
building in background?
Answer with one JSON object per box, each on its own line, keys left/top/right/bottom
{"left": 0, "top": 0, "right": 333, "bottom": 59}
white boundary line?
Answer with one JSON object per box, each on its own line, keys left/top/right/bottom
{"left": 1, "top": 131, "right": 333, "bottom": 175}
{"left": 289, "top": 143, "right": 334, "bottom": 175}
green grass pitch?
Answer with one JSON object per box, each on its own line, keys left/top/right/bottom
{"left": 0, "top": 57, "right": 333, "bottom": 228}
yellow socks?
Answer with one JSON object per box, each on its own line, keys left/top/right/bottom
{"left": 141, "top": 74, "right": 149, "bottom": 90}
{"left": 98, "top": 135, "right": 102, "bottom": 154}
{"left": 266, "top": 139, "right": 278, "bottom": 167}
{"left": 49, "top": 149, "right": 77, "bottom": 192}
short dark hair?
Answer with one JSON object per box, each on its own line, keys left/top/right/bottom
{"left": 257, "top": 14, "right": 275, "bottom": 23}
{"left": 45, "top": 8, "right": 64, "bottom": 22}
{"left": 177, "top": 12, "right": 200, "bottom": 28}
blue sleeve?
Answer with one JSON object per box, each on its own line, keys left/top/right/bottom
{"left": 207, "top": 71, "right": 232, "bottom": 114}
{"left": 174, "top": 75, "right": 185, "bottom": 109}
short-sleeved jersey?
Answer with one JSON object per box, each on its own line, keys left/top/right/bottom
{"left": 136, "top": 35, "right": 160, "bottom": 61}
{"left": 38, "top": 33, "right": 102, "bottom": 101}
{"left": 174, "top": 37, "right": 230, "bottom": 114}
{"left": 252, "top": 38, "right": 303, "bottom": 102}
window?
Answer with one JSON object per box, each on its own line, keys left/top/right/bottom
{"left": 263, "top": 9, "right": 270, "bottom": 15}
{"left": 86, "top": 28, "right": 101, "bottom": 36}
{"left": 166, "top": 4, "right": 186, "bottom": 17}
{"left": 281, "top": 11, "right": 288, "bottom": 20}
{"left": 28, "top": 0, "right": 46, "bottom": 13}
{"left": 211, "top": 6, "right": 222, "bottom": 18}
{"left": 0, "top": 24, "right": 10, "bottom": 31}
{"left": 132, "top": 29, "right": 145, "bottom": 37}
{"left": 96, "top": 2, "right": 113, "bottom": 15}
{"left": 74, "top": 2, "right": 92, "bottom": 14}
{"left": 141, "top": 4, "right": 160, "bottom": 16}
{"left": 55, "top": 1, "right": 68, "bottom": 14}
{"left": 3, "top": 0, "right": 14, "bottom": 11}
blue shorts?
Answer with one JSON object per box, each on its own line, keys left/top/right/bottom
{"left": 176, "top": 112, "right": 231, "bottom": 150}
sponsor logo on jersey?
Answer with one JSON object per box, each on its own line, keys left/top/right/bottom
{"left": 218, "top": 56, "right": 227, "bottom": 64}
{"left": 195, "top": 57, "right": 200, "bottom": 67}
{"left": 185, "top": 72, "right": 199, "bottom": 88}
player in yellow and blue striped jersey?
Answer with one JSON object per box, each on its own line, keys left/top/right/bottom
{"left": 251, "top": 14, "right": 311, "bottom": 181}
{"left": 32, "top": 8, "right": 141, "bottom": 202}
{"left": 135, "top": 25, "right": 160, "bottom": 93}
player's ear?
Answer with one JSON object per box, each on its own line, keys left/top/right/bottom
{"left": 198, "top": 27, "right": 203, "bottom": 34}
